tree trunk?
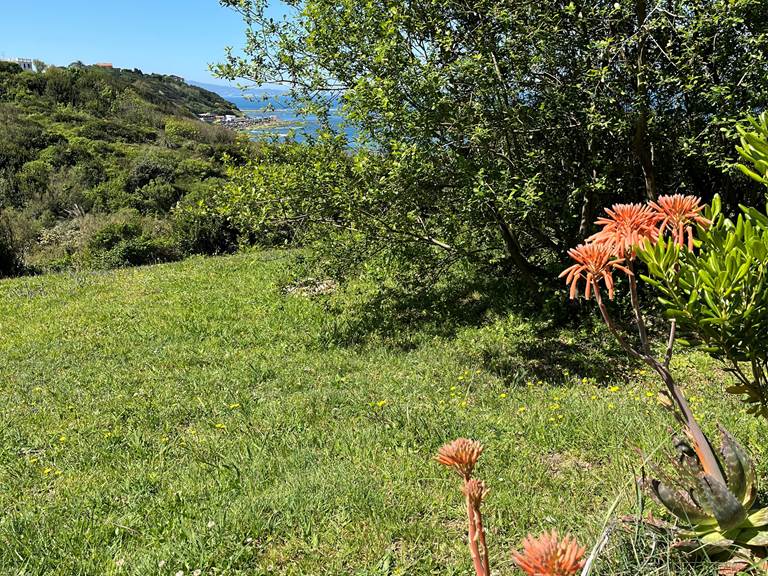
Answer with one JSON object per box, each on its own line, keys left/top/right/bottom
{"left": 579, "top": 138, "right": 597, "bottom": 238}
{"left": 633, "top": 0, "right": 657, "bottom": 201}
{"left": 489, "top": 201, "right": 547, "bottom": 282}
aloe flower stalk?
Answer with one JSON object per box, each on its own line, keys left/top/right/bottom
{"left": 587, "top": 203, "right": 659, "bottom": 259}
{"left": 559, "top": 243, "right": 632, "bottom": 300}
{"left": 563, "top": 195, "right": 768, "bottom": 557}
{"left": 436, "top": 438, "right": 490, "bottom": 576}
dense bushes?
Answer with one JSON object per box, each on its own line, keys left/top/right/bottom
{"left": 171, "top": 182, "right": 240, "bottom": 255}
{"left": 78, "top": 119, "right": 156, "bottom": 143}
{"left": 26, "top": 209, "right": 179, "bottom": 272}
{"left": 0, "top": 62, "right": 253, "bottom": 276}
{"left": 82, "top": 210, "right": 179, "bottom": 269}
{"left": 0, "top": 212, "right": 25, "bottom": 277}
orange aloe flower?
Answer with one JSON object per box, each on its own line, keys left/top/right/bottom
{"left": 560, "top": 243, "right": 632, "bottom": 300}
{"left": 650, "top": 194, "right": 711, "bottom": 250}
{"left": 512, "top": 530, "right": 586, "bottom": 576}
{"left": 435, "top": 438, "right": 484, "bottom": 480}
{"left": 587, "top": 203, "right": 659, "bottom": 258}
{"left": 462, "top": 478, "right": 489, "bottom": 506}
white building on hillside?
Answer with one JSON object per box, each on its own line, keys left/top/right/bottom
{"left": 1, "top": 57, "right": 34, "bottom": 72}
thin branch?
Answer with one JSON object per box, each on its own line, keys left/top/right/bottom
{"left": 594, "top": 282, "right": 645, "bottom": 363}
{"left": 664, "top": 320, "right": 676, "bottom": 369}
{"left": 628, "top": 265, "right": 651, "bottom": 354}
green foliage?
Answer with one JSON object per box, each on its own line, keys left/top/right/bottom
{"left": 218, "top": 0, "right": 768, "bottom": 284}
{"left": 736, "top": 112, "right": 768, "bottom": 190}
{"left": 78, "top": 118, "right": 157, "bottom": 143}
{"left": 0, "top": 61, "right": 23, "bottom": 75}
{"left": 79, "top": 209, "right": 180, "bottom": 269}
{"left": 164, "top": 117, "right": 201, "bottom": 144}
{"left": 171, "top": 182, "right": 240, "bottom": 255}
{"left": 639, "top": 197, "right": 768, "bottom": 416}
{"left": 0, "top": 65, "right": 250, "bottom": 275}
{"left": 207, "top": 140, "right": 355, "bottom": 248}
{"left": 0, "top": 211, "right": 25, "bottom": 277}
{"left": 125, "top": 151, "right": 177, "bottom": 193}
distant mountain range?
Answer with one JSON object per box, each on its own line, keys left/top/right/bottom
{"left": 188, "top": 80, "right": 288, "bottom": 101}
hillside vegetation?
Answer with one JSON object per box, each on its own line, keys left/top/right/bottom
{"left": 0, "top": 252, "right": 764, "bottom": 575}
{"left": 0, "top": 62, "right": 248, "bottom": 277}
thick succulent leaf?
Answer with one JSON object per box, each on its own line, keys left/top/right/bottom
{"left": 718, "top": 426, "right": 757, "bottom": 508}
{"left": 744, "top": 508, "right": 768, "bottom": 528}
{"left": 719, "top": 427, "right": 748, "bottom": 501}
{"left": 699, "top": 474, "right": 748, "bottom": 531}
{"left": 734, "top": 528, "right": 768, "bottom": 547}
{"left": 647, "top": 479, "right": 709, "bottom": 524}
{"left": 673, "top": 435, "right": 700, "bottom": 469}
{"left": 699, "top": 529, "right": 734, "bottom": 547}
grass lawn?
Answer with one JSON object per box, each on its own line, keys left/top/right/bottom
{"left": 0, "top": 251, "right": 765, "bottom": 575}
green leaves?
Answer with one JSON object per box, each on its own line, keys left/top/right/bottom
{"left": 216, "top": 0, "right": 768, "bottom": 285}
{"left": 736, "top": 112, "right": 768, "bottom": 188}
{"left": 637, "top": 196, "right": 768, "bottom": 416}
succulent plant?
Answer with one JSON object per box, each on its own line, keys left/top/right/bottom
{"left": 644, "top": 425, "right": 768, "bottom": 548}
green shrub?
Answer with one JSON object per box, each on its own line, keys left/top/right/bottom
{"left": 79, "top": 209, "right": 180, "bottom": 269}
{"left": 126, "top": 151, "right": 176, "bottom": 193}
{"left": 0, "top": 212, "right": 24, "bottom": 277}
{"left": 131, "top": 180, "right": 181, "bottom": 214}
{"left": 78, "top": 119, "right": 156, "bottom": 143}
{"left": 164, "top": 117, "right": 201, "bottom": 144}
{"left": 17, "top": 159, "right": 52, "bottom": 197}
{"left": 172, "top": 183, "right": 239, "bottom": 255}
{"left": 176, "top": 157, "right": 217, "bottom": 180}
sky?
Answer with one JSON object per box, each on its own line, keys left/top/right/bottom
{"left": 0, "top": 0, "right": 288, "bottom": 85}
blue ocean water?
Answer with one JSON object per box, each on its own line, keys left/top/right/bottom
{"left": 226, "top": 95, "right": 358, "bottom": 143}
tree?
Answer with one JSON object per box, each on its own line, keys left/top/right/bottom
{"left": 216, "top": 0, "right": 768, "bottom": 284}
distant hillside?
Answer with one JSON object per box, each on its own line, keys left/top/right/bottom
{"left": 90, "top": 66, "right": 242, "bottom": 116}
{"left": 0, "top": 60, "right": 252, "bottom": 277}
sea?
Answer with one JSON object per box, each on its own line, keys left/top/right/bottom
{"left": 225, "top": 95, "right": 358, "bottom": 143}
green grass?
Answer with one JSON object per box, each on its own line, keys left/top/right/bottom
{"left": 0, "top": 251, "right": 765, "bottom": 575}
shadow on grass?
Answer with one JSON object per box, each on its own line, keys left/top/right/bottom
{"left": 478, "top": 323, "right": 636, "bottom": 386}
{"left": 315, "top": 270, "right": 637, "bottom": 384}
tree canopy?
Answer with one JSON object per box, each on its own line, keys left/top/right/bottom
{"left": 216, "top": 0, "right": 768, "bottom": 283}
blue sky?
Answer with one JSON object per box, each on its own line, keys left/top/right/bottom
{"left": 0, "top": 0, "right": 288, "bottom": 84}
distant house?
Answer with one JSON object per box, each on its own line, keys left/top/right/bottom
{"left": 1, "top": 57, "right": 34, "bottom": 72}
{"left": 94, "top": 62, "right": 114, "bottom": 68}
{"left": 198, "top": 113, "right": 216, "bottom": 123}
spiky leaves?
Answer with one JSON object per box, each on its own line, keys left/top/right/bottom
{"left": 644, "top": 425, "right": 766, "bottom": 542}
{"left": 698, "top": 474, "right": 748, "bottom": 531}
{"left": 718, "top": 426, "right": 756, "bottom": 510}
{"left": 646, "top": 479, "right": 711, "bottom": 526}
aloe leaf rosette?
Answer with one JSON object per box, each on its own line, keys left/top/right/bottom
{"left": 644, "top": 425, "right": 768, "bottom": 549}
